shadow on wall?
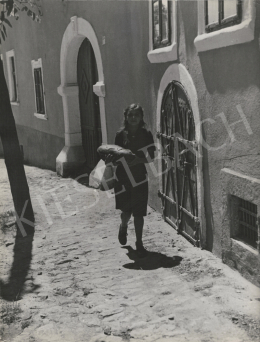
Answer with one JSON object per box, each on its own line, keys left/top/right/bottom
{"left": 198, "top": 39, "right": 260, "bottom": 94}
{"left": 0, "top": 138, "right": 3, "bottom": 157}
{"left": 178, "top": 0, "right": 198, "bottom": 57}
{"left": 202, "top": 128, "right": 214, "bottom": 252}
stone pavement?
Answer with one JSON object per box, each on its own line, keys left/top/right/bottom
{"left": 0, "top": 159, "right": 259, "bottom": 342}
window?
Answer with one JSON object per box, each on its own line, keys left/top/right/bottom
{"left": 6, "top": 50, "right": 19, "bottom": 104}
{"left": 34, "top": 68, "right": 45, "bottom": 114}
{"left": 31, "top": 58, "right": 47, "bottom": 119}
{"left": 232, "top": 196, "right": 258, "bottom": 250}
{"left": 194, "top": 0, "right": 255, "bottom": 52}
{"left": 205, "top": 0, "right": 242, "bottom": 33}
{"left": 147, "top": 0, "right": 177, "bottom": 63}
{"left": 153, "top": 0, "right": 171, "bottom": 49}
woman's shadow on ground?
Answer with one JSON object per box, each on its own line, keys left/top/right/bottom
{"left": 122, "top": 246, "right": 182, "bottom": 270}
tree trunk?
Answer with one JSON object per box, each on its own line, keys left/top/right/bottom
{"left": 0, "top": 60, "right": 34, "bottom": 236}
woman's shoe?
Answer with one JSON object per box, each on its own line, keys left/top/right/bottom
{"left": 118, "top": 224, "right": 128, "bottom": 245}
{"left": 135, "top": 241, "right": 147, "bottom": 258}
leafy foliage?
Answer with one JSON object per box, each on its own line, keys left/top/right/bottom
{"left": 0, "top": 0, "right": 42, "bottom": 43}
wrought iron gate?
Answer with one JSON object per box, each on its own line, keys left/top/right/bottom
{"left": 157, "top": 81, "right": 200, "bottom": 246}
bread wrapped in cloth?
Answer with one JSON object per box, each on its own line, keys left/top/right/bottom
{"left": 97, "top": 144, "right": 135, "bottom": 164}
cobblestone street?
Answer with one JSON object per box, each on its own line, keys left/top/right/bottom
{"left": 0, "top": 159, "right": 259, "bottom": 342}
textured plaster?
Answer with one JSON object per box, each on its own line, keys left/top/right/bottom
{"left": 16, "top": 125, "right": 64, "bottom": 171}
{"left": 220, "top": 168, "right": 260, "bottom": 286}
{"left": 194, "top": 0, "right": 256, "bottom": 52}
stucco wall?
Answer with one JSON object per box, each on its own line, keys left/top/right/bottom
{"left": 173, "top": 1, "right": 260, "bottom": 256}
{"left": 220, "top": 168, "right": 260, "bottom": 287}
{"left": 16, "top": 125, "right": 64, "bottom": 171}
{"left": 1, "top": 4, "right": 65, "bottom": 138}
{"left": 0, "top": 0, "right": 165, "bottom": 204}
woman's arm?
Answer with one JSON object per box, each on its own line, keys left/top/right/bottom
{"left": 128, "top": 130, "right": 156, "bottom": 166}
{"left": 127, "top": 149, "right": 155, "bottom": 167}
{"left": 105, "top": 131, "right": 124, "bottom": 165}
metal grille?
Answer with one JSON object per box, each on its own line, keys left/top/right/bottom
{"left": 158, "top": 81, "right": 199, "bottom": 247}
{"left": 238, "top": 198, "right": 258, "bottom": 249}
{"left": 34, "top": 67, "right": 45, "bottom": 114}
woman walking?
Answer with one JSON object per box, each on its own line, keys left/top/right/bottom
{"left": 106, "top": 104, "right": 155, "bottom": 257}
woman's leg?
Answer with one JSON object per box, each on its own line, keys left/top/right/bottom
{"left": 121, "top": 211, "right": 131, "bottom": 229}
{"left": 134, "top": 216, "right": 144, "bottom": 243}
{"left": 134, "top": 216, "right": 147, "bottom": 257}
{"left": 118, "top": 211, "right": 131, "bottom": 246}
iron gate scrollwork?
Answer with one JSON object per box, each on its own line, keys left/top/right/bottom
{"left": 157, "top": 81, "right": 200, "bottom": 246}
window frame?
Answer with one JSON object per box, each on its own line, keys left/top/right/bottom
{"left": 147, "top": 0, "right": 177, "bottom": 63}
{"left": 231, "top": 195, "right": 258, "bottom": 250}
{"left": 152, "top": 0, "right": 171, "bottom": 49}
{"left": 6, "top": 50, "right": 19, "bottom": 105}
{"left": 194, "top": 0, "right": 255, "bottom": 52}
{"left": 31, "top": 58, "right": 47, "bottom": 120}
{"left": 205, "top": 0, "right": 242, "bottom": 33}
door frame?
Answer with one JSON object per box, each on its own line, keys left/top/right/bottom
{"left": 57, "top": 16, "right": 107, "bottom": 176}
{"left": 156, "top": 63, "right": 206, "bottom": 248}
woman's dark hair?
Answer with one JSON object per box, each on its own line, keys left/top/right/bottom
{"left": 121, "top": 103, "right": 146, "bottom": 129}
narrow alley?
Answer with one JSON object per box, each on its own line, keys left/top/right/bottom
{"left": 0, "top": 159, "right": 259, "bottom": 342}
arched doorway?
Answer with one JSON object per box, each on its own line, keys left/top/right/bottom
{"left": 77, "top": 38, "right": 102, "bottom": 170}
{"left": 156, "top": 63, "right": 206, "bottom": 248}
{"left": 157, "top": 81, "right": 199, "bottom": 245}
{"left": 57, "top": 16, "right": 107, "bottom": 177}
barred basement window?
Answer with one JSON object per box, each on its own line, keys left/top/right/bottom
{"left": 205, "top": 0, "right": 242, "bottom": 33}
{"left": 235, "top": 197, "right": 258, "bottom": 249}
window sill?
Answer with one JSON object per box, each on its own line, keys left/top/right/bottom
{"left": 194, "top": 18, "right": 255, "bottom": 52}
{"left": 231, "top": 238, "right": 259, "bottom": 256}
{"left": 11, "top": 101, "right": 20, "bottom": 106}
{"left": 147, "top": 42, "right": 178, "bottom": 64}
{"left": 34, "top": 113, "right": 47, "bottom": 120}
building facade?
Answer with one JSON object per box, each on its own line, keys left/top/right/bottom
{"left": 1, "top": 0, "right": 260, "bottom": 285}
